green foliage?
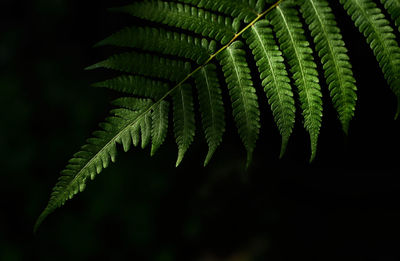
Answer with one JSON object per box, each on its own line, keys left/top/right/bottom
{"left": 36, "top": 0, "right": 400, "bottom": 231}
{"left": 217, "top": 41, "right": 261, "bottom": 166}
{"left": 194, "top": 64, "right": 225, "bottom": 166}
{"left": 95, "top": 26, "right": 217, "bottom": 64}
{"left": 341, "top": 0, "right": 400, "bottom": 119}
{"left": 300, "top": 0, "right": 357, "bottom": 134}
{"left": 112, "top": 1, "right": 241, "bottom": 45}
{"left": 382, "top": 0, "right": 400, "bottom": 31}
{"left": 243, "top": 20, "right": 295, "bottom": 158}
{"left": 172, "top": 84, "right": 196, "bottom": 167}
{"left": 268, "top": 1, "right": 323, "bottom": 161}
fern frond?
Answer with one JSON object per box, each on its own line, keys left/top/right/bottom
{"left": 300, "top": 0, "right": 357, "bottom": 134}
{"left": 194, "top": 64, "right": 225, "bottom": 166}
{"left": 86, "top": 52, "right": 191, "bottom": 82}
{"left": 92, "top": 75, "right": 169, "bottom": 100}
{"left": 39, "top": 0, "right": 400, "bottom": 232}
{"left": 172, "top": 84, "right": 196, "bottom": 167}
{"left": 151, "top": 101, "right": 170, "bottom": 156}
{"left": 340, "top": 0, "right": 400, "bottom": 119}
{"left": 175, "top": 0, "right": 259, "bottom": 22}
{"left": 114, "top": 1, "right": 241, "bottom": 44}
{"left": 243, "top": 20, "right": 295, "bottom": 157}
{"left": 34, "top": 98, "right": 154, "bottom": 232}
{"left": 218, "top": 41, "right": 260, "bottom": 167}
{"left": 95, "top": 27, "right": 217, "bottom": 64}
{"left": 268, "top": 2, "right": 323, "bottom": 162}
{"left": 381, "top": 0, "right": 400, "bottom": 30}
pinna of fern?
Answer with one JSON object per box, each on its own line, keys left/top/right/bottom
{"left": 35, "top": 0, "right": 400, "bottom": 231}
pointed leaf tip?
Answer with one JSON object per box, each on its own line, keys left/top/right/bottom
{"left": 203, "top": 148, "right": 216, "bottom": 167}
{"left": 33, "top": 220, "right": 41, "bottom": 234}
{"left": 309, "top": 147, "right": 317, "bottom": 163}
{"left": 85, "top": 63, "right": 101, "bottom": 71}
{"left": 33, "top": 210, "right": 49, "bottom": 234}
{"left": 309, "top": 134, "right": 318, "bottom": 163}
{"left": 279, "top": 136, "right": 289, "bottom": 159}
{"left": 342, "top": 125, "right": 349, "bottom": 136}
{"left": 245, "top": 151, "right": 253, "bottom": 170}
{"left": 150, "top": 147, "right": 156, "bottom": 157}
{"left": 175, "top": 159, "right": 181, "bottom": 168}
{"left": 175, "top": 150, "right": 184, "bottom": 167}
{"left": 309, "top": 153, "right": 316, "bottom": 164}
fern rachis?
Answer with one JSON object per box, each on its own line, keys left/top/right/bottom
{"left": 36, "top": 0, "right": 400, "bottom": 231}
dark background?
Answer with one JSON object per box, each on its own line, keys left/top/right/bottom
{"left": 1, "top": 0, "right": 400, "bottom": 260}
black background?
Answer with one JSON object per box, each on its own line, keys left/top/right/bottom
{"left": 1, "top": 0, "right": 400, "bottom": 260}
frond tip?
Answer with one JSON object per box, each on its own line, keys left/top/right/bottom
{"left": 35, "top": 98, "right": 154, "bottom": 231}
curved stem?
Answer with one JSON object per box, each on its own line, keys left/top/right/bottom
{"left": 137, "top": 0, "right": 284, "bottom": 121}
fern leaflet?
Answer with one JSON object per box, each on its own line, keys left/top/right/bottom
{"left": 243, "top": 20, "right": 295, "bottom": 157}
{"left": 95, "top": 26, "right": 216, "bottom": 64}
{"left": 268, "top": 1, "right": 323, "bottom": 161}
{"left": 381, "top": 0, "right": 400, "bottom": 31}
{"left": 172, "top": 84, "right": 196, "bottom": 166}
{"left": 340, "top": 0, "right": 400, "bottom": 118}
{"left": 300, "top": 0, "right": 357, "bottom": 133}
{"left": 114, "top": 1, "right": 241, "bottom": 45}
{"left": 194, "top": 64, "right": 226, "bottom": 166}
{"left": 218, "top": 41, "right": 261, "bottom": 167}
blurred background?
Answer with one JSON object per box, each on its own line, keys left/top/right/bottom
{"left": 1, "top": 0, "right": 400, "bottom": 260}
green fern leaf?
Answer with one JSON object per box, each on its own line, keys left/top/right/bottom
{"left": 268, "top": 2, "right": 323, "bottom": 162}
{"left": 243, "top": 20, "right": 295, "bottom": 157}
{"left": 34, "top": 98, "right": 154, "bottom": 232}
{"left": 95, "top": 26, "right": 217, "bottom": 64}
{"left": 218, "top": 41, "right": 261, "bottom": 167}
{"left": 92, "top": 75, "right": 169, "bottom": 100}
{"left": 86, "top": 52, "right": 191, "bottom": 82}
{"left": 151, "top": 101, "right": 170, "bottom": 156}
{"left": 381, "top": 0, "right": 400, "bottom": 30}
{"left": 111, "top": 98, "right": 155, "bottom": 149}
{"left": 172, "top": 84, "right": 196, "bottom": 167}
{"left": 175, "top": 0, "right": 259, "bottom": 23}
{"left": 340, "top": 0, "right": 400, "bottom": 119}
{"left": 194, "top": 64, "right": 226, "bottom": 166}
{"left": 36, "top": 0, "right": 400, "bottom": 231}
{"left": 300, "top": 0, "right": 357, "bottom": 134}
{"left": 114, "top": 1, "right": 241, "bottom": 45}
